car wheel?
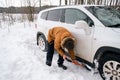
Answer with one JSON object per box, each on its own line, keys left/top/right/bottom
{"left": 37, "top": 34, "right": 48, "bottom": 51}
{"left": 98, "top": 53, "right": 120, "bottom": 80}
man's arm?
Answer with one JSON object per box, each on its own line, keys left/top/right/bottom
{"left": 68, "top": 50, "right": 84, "bottom": 66}
{"left": 68, "top": 50, "right": 76, "bottom": 60}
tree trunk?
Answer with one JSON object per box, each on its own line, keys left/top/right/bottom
{"left": 59, "top": 0, "right": 61, "bottom": 6}
{"left": 109, "top": 0, "right": 112, "bottom": 6}
{"left": 39, "top": 0, "right": 41, "bottom": 11}
{"left": 65, "top": 0, "right": 67, "bottom": 5}
{"left": 115, "top": 0, "right": 118, "bottom": 8}
{"left": 75, "top": 0, "right": 77, "bottom": 4}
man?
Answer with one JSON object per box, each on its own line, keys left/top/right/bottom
{"left": 46, "top": 27, "right": 83, "bottom": 70}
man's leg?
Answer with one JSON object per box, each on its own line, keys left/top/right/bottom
{"left": 57, "top": 54, "right": 67, "bottom": 70}
{"left": 46, "top": 42, "right": 54, "bottom": 66}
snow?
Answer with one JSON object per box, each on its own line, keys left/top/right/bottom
{"left": 0, "top": 22, "right": 102, "bottom": 80}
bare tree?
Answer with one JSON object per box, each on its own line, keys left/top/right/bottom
{"left": 91, "top": 0, "right": 95, "bottom": 4}
{"left": 79, "top": 0, "right": 84, "bottom": 4}
{"left": 115, "top": 0, "right": 118, "bottom": 8}
{"left": 78, "top": 0, "right": 80, "bottom": 4}
{"left": 109, "top": 0, "right": 112, "bottom": 6}
{"left": 75, "top": 0, "right": 84, "bottom": 4}
{"left": 65, "top": 0, "right": 68, "bottom": 5}
{"left": 39, "top": 0, "right": 41, "bottom": 11}
{"left": 103, "top": 0, "right": 106, "bottom": 5}
{"left": 4, "top": 0, "right": 15, "bottom": 32}
{"left": 97, "top": 0, "right": 100, "bottom": 4}
{"left": 23, "top": 0, "right": 38, "bottom": 22}
{"left": 59, "top": 0, "right": 62, "bottom": 6}
{"left": 75, "top": 0, "right": 77, "bottom": 4}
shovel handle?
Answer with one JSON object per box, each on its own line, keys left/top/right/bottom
{"left": 66, "top": 58, "right": 72, "bottom": 62}
{"left": 66, "top": 58, "right": 85, "bottom": 67}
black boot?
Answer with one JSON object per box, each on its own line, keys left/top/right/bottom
{"left": 57, "top": 54, "right": 67, "bottom": 70}
{"left": 58, "top": 64, "right": 67, "bottom": 70}
{"left": 46, "top": 61, "right": 51, "bottom": 66}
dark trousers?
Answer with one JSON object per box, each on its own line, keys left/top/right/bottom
{"left": 46, "top": 42, "right": 64, "bottom": 66}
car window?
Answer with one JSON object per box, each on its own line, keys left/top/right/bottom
{"left": 40, "top": 11, "right": 48, "bottom": 20}
{"left": 86, "top": 6, "right": 120, "bottom": 27}
{"left": 47, "top": 9, "right": 62, "bottom": 21}
{"left": 64, "top": 8, "right": 94, "bottom": 27}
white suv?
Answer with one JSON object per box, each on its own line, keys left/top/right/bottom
{"left": 36, "top": 5, "right": 120, "bottom": 80}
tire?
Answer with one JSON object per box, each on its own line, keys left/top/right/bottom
{"left": 98, "top": 53, "right": 120, "bottom": 80}
{"left": 37, "top": 34, "right": 48, "bottom": 51}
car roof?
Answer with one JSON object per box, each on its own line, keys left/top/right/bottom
{"left": 59, "top": 5, "right": 104, "bottom": 7}
{"left": 39, "top": 5, "right": 104, "bottom": 13}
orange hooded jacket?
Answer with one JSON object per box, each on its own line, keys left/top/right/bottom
{"left": 47, "top": 27, "right": 76, "bottom": 60}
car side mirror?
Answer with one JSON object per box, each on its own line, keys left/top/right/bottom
{"left": 75, "top": 20, "right": 91, "bottom": 35}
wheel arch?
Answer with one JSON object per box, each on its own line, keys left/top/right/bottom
{"left": 37, "top": 32, "right": 47, "bottom": 45}
{"left": 36, "top": 32, "right": 48, "bottom": 51}
{"left": 94, "top": 46, "right": 120, "bottom": 62}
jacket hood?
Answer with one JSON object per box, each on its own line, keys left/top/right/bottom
{"left": 61, "top": 37, "right": 76, "bottom": 50}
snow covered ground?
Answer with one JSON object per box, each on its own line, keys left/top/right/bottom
{"left": 0, "top": 22, "right": 102, "bottom": 80}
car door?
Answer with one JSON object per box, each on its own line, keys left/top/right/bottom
{"left": 38, "top": 9, "right": 64, "bottom": 38}
{"left": 44, "top": 9, "right": 64, "bottom": 37}
{"left": 60, "top": 8, "right": 95, "bottom": 62}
